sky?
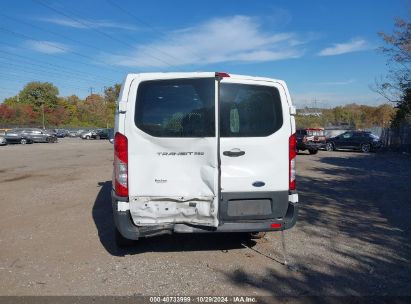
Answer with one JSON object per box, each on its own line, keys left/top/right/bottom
{"left": 0, "top": 0, "right": 408, "bottom": 108}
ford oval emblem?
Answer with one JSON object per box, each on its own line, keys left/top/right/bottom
{"left": 252, "top": 181, "right": 265, "bottom": 187}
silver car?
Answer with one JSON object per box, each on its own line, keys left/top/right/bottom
{"left": 0, "top": 136, "right": 7, "bottom": 146}
{"left": 80, "top": 130, "right": 95, "bottom": 140}
{"left": 19, "top": 128, "right": 57, "bottom": 143}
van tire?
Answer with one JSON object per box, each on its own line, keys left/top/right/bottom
{"left": 250, "top": 232, "right": 266, "bottom": 239}
{"left": 86, "top": 135, "right": 90, "bottom": 140}
{"left": 115, "top": 228, "right": 135, "bottom": 248}
{"left": 309, "top": 149, "right": 318, "bottom": 155}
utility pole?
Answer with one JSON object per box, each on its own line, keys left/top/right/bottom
{"left": 32, "top": 90, "right": 45, "bottom": 130}
{"left": 89, "top": 87, "right": 94, "bottom": 95}
{"left": 313, "top": 98, "right": 318, "bottom": 110}
{"left": 41, "top": 100, "right": 45, "bottom": 130}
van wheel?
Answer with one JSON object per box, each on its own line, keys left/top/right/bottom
{"left": 250, "top": 232, "right": 266, "bottom": 239}
{"left": 86, "top": 135, "right": 90, "bottom": 140}
{"left": 361, "top": 143, "right": 371, "bottom": 153}
{"left": 115, "top": 228, "right": 135, "bottom": 248}
{"left": 326, "top": 142, "right": 334, "bottom": 151}
{"left": 309, "top": 149, "right": 318, "bottom": 155}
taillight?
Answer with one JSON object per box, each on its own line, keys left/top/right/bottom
{"left": 114, "top": 132, "right": 128, "bottom": 197}
{"left": 289, "top": 133, "right": 296, "bottom": 190}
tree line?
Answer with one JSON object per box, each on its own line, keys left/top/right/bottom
{"left": 0, "top": 82, "right": 120, "bottom": 128}
{"left": 0, "top": 80, "right": 396, "bottom": 130}
{"left": 295, "top": 103, "right": 395, "bottom": 129}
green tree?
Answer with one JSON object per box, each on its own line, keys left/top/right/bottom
{"left": 392, "top": 88, "right": 411, "bottom": 127}
{"left": 77, "top": 94, "right": 106, "bottom": 127}
{"left": 18, "top": 82, "right": 59, "bottom": 109}
{"left": 375, "top": 17, "right": 411, "bottom": 125}
{"left": 104, "top": 84, "right": 121, "bottom": 103}
{"left": 3, "top": 96, "right": 18, "bottom": 105}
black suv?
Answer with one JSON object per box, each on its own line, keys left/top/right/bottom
{"left": 91, "top": 129, "right": 109, "bottom": 140}
{"left": 296, "top": 128, "right": 326, "bottom": 154}
{"left": 325, "top": 131, "right": 382, "bottom": 153}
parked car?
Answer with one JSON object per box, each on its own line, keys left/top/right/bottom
{"left": 19, "top": 128, "right": 57, "bottom": 143}
{"left": 80, "top": 130, "right": 95, "bottom": 140}
{"left": 325, "top": 131, "right": 382, "bottom": 153}
{"left": 91, "top": 129, "right": 109, "bottom": 140}
{"left": 111, "top": 72, "right": 299, "bottom": 247}
{"left": 53, "top": 129, "right": 68, "bottom": 138}
{"left": 0, "top": 128, "right": 12, "bottom": 136}
{"left": 296, "top": 128, "right": 326, "bottom": 154}
{"left": 4, "top": 131, "right": 34, "bottom": 144}
{"left": 0, "top": 136, "right": 7, "bottom": 146}
{"left": 67, "top": 129, "right": 83, "bottom": 137}
{"left": 108, "top": 128, "right": 114, "bottom": 143}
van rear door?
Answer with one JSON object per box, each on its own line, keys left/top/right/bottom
{"left": 218, "top": 76, "right": 291, "bottom": 221}
{"left": 125, "top": 73, "right": 220, "bottom": 227}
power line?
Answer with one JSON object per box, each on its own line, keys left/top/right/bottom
{"left": 0, "top": 50, "right": 114, "bottom": 82}
{"left": 32, "top": 0, "right": 183, "bottom": 71}
{"left": 0, "top": 66, "right": 94, "bottom": 87}
{"left": 0, "top": 60, "right": 113, "bottom": 88}
{"left": 0, "top": 41, "right": 123, "bottom": 81}
{"left": 0, "top": 74, "right": 85, "bottom": 96}
{"left": 0, "top": 13, "right": 177, "bottom": 73}
{"left": 0, "top": 49, "right": 118, "bottom": 83}
{"left": 105, "top": 0, "right": 201, "bottom": 65}
{"left": 0, "top": 13, "right": 99, "bottom": 51}
{"left": 0, "top": 27, "right": 123, "bottom": 74}
{"left": 105, "top": 0, "right": 189, "bottom": 66}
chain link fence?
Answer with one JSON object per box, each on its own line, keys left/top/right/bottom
{"left": 380, "top": 123, "right": 411, "bottom": 153}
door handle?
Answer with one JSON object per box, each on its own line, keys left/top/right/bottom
{"left": 223, "top": 148, "right": 245, "bottom": 157}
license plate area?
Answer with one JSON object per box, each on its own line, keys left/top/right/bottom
{"left": 219, "top": 191, "right": 289, "bottom": 221}
{"left": 227, "top": 199, "right": 272, "bottom": 217}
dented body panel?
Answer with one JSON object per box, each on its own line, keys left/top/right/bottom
{"left": 124, "top": 73, "right": 220, "bottom": 227}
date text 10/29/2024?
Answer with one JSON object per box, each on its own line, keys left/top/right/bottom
{"left": 149, "top": 296, "right": 257, "bottom": 303}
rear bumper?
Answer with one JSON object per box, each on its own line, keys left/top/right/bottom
{"left": 111, "top": 191, "right": 299, "bottom": 240}
{"left": 297, "top": 141, "right": 325, "bottom": 150}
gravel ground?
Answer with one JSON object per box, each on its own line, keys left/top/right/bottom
{"left": 0, "top": 138, "right": 410, "bottom": 296}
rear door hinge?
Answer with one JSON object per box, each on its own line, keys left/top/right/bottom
{"left": 118, "top": 101, "right": 127, "bottom": 113}
{"left": 289, "top": 105, "right": 296, "bottom": 115}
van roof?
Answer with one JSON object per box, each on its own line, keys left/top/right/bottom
{"left": 124, "top": 72, "right": 285, "bottom": 84}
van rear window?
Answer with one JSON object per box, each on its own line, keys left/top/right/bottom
{"left": 220, "top": 83, "right": 283, "bottom": 137}
{"left": 135, "top": 78, "right": 215, "bottom": 137}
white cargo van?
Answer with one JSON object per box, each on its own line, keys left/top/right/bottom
{"left": 112, "top": 72, "right": 298, "bottom": 246}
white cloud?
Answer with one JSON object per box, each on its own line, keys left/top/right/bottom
{"left": 318, "top": 38, "right": 370, "bottom": 56}
{"left": 26, "top": 40, "right": 69, "bottom": 54}
{"left": 40, "top": 17, "right": 137, "bottom": 31}
{"left": 103, "top": 15, "right": 307, "bottom": 68}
